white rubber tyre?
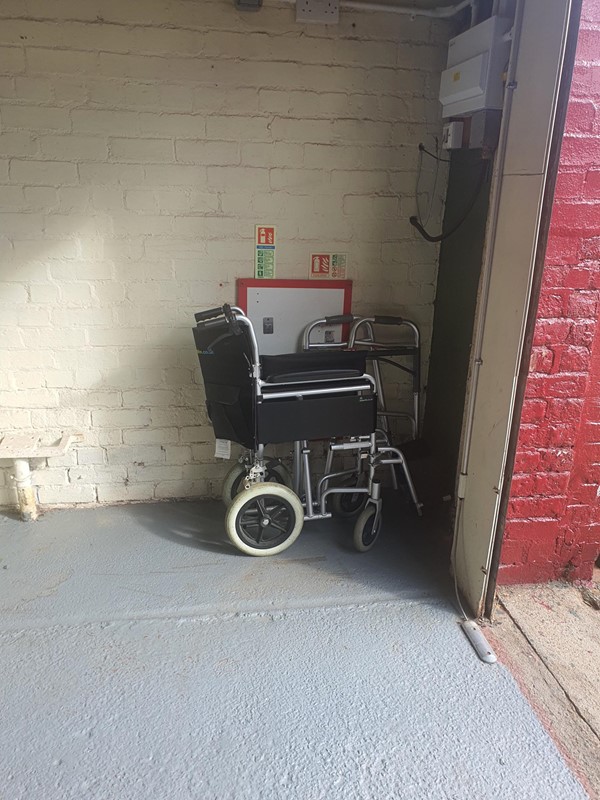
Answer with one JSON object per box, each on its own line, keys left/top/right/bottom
{"left": 221, "top": 463, "right": 247, "bottom": 507}
{"left": 353, "top": 505, "right": 382, "bottom": 552}
{"left": 266, "top": 462, "right": 293, "bottom": 489}
{"left": 221, "top": 461, "right": 293, "bottom": 508}
{"left": 225, "top": 483, "right": 304, "bottom": 556}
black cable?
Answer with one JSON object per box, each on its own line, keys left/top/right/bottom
{"left": 409, "top": 160, "right": 489, "bottom": 243}
{"left": 418, "top": 143, "right": 451, "bottom": 163}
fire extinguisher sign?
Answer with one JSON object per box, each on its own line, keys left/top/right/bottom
{"left": 310, "top": 253, "right": 348, "bottom": 280}
{"left": 255, "top": 225, "right": 276, "bottom": 279}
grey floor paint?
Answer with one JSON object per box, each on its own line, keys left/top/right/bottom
{"left": 0, "top": 501, "right": 588, "bottom": 800}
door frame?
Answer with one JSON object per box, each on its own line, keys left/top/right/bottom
{"left": 484, "top": 0, "right": 584, "bottom": 617}
{"left": 452, "top": 0, "right": 577, "bottom": 617}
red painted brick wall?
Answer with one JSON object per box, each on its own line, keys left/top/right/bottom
{"left": 499, "top": 0, "right": 600, "bottom": 584}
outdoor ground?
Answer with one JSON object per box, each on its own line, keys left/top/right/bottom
{"left": 490, "top": 579, "right": 600, "bottom": 800}
{"left": 0, "top": 499, "right": 590, "bottom": 799}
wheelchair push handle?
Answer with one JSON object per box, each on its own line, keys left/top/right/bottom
{"left": 374, "top": 315, "right": 405, "bottom": 326}
{"left": 194, "top": 304, "right": 242, "bottom": 335}
{"left": 323, "top": 314, "right": 355, "bottom": 325}
{"left": 194, "top": 307, "right": 224, "bottom": 323}
{"left": 223, "top": 303, "right": 242, "bottom": 336}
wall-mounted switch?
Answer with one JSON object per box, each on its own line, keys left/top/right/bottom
{"left": 296, "top": 0, "right": 339, "bottom": 24}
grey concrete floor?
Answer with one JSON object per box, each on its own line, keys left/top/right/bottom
{"left": 0, "top": 500, "right": 589, "bottom": 800}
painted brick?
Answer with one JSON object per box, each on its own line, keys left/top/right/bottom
{"left": 536, "top": 291, "right": 567, "bottom": 318}
{"left": 532, "top": 319, "right": 573, "bottom": 346}
{"left": 546, "top": 397, "right": 585, "bottom": 423}
{"left": 573, "top": 26, "right": 600, "bottom": 62}
{"left": 175, "top": 140, "right": 239, "bottom": 166}
{"left": 533, "top": 472, "right": 571, "bottom": 496}
{"left": 538, "top": 447, "right": 576, "bottom": 472}
{"left": 579, "top": 237, "right": 600, "bottom": 261}
{"left": 528, "top": 346, "right": 555, "bottom": 373}
{"left": 107, "top": 445, "right": 165, "bottom": 466}
{"left": 554, "top": 170, "right": 586, "bottom": 199}
{"left": 91, "top": 409, "right": 151, "bottom": 428}
{"left": 2, "top": 104, "right": 71, "bottom": 132}
{"left": 10, "top": 159, "right": 78, "bottom": 185}
{"left": 513, "top": 449, "right": 541, "bottom": 473}
{"left": 39, "top": 135, "right": 108, "bottom": 162}
{"left": 122, "top": 428, "right": 178, "bottom": 445}
{"left": 568, "top": 319, "right": 596, "bottom": 346}
{"left": 69, "top": 465, "right": 127, "bottom": 485}
{"left": 109, "top": 137, "right": 174, "bottom": 163}
{"left": 558, "top": 136, "right": 600, "bottom": 170}
{"left": 497, "top": 561, "right": 562, "bottom": 585}
{"left": 565, "top": 99, "right": 596, "bottom": 136}
{"left": 544, "top": 235, "right": 580, "bottom": 265}
{"left": 97, "top": 483, "right": 155, "bottom": 503}
{"left": 154, "top": 479, "right": 208, "bottom": 499}
{"left": 584, "top": 168, "right": 600, "bottom": 197}
{"left": 37, "top": 484, "right": 97, "bottom": 505}
{"left": 0, "top": 283, "right": 28, "bottom": 304}
{"left": 566, "top": 289, "right": 599, "bottom": 318}
{"left": 77, "top": 448, "right": 106, "bottom": 466}
{"left": 520, "top": 399, "right": 547, "bottom": 424}
{"left": 556, "top": 344, "right": 592, "bottom": 372}
{"left": 499, "top": 538, "right": 527, "bottom": 566}
{"left": 128, "top": 465, "right": 182, "bottom": 483}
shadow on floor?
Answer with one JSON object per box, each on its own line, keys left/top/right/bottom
{"left": 131, "top": 491, "right": 455, "bottom": 610}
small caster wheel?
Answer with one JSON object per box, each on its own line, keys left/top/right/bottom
{"left": 221, "top": 460, "right": 292, "bottom": 507}
{"left": 225, "top": 483, "right": 304, "bottom": 556}
{"left": 353, "top": 505, "right": 382, "bottom": 552}
{"left": 330, "top": 479, "right": 369, "bottom": 518}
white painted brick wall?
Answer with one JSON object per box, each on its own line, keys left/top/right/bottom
{"left": 0, "top": 0, "right": 450, "bottom": 508}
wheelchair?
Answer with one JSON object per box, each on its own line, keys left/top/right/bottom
{"left": 193, "top": 304, "right": 418, "bottom": 556}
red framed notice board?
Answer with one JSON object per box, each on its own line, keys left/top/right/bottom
{"left": 237, "top": 279, "right": 352, "bottom": 355}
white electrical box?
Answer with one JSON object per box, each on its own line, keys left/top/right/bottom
{"left": 442, "top": 120, "right": 464, "bottom": 149}
{"left": 439, "top": 16, "right": 513, "bottom": 118}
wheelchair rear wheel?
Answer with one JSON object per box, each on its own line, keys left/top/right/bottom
{"left": 225, "top": 483, "right": 304, "bottom": 556}
{"left": 353, "top": 505, "right": 382, "bottom": 552}
{"left": 222, "top": 460, "right": 292, "bottom": 507}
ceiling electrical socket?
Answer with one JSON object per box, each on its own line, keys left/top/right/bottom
{"left": 296, "top": 0, "right": 339, "bottom": 24}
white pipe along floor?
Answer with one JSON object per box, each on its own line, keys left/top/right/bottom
{"left": 0, "top": 499, "right": 589, "bottom": 800}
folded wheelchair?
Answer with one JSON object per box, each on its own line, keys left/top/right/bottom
{"left": 193, "top": 304, "right": 417, "bottom": 556}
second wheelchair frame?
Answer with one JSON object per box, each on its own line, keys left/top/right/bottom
{"left": 301, "top": 312, "right": 422, "bottom": 507}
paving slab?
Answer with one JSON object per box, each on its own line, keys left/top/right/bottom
{"left": 500, "top": 583, "right": 600, "bottom": 739}
{"left": 0, "top": 502, "right": 589, "bottom": 800}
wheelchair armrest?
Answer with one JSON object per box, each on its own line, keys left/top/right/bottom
{"left": 263, "top": 369, "right": 362, "bottom": 384}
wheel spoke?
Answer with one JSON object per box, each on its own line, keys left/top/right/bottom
{"left": 256, "top": 498, "right": 268, "bottom": 517}
{"left": 270, "top": 505, "right": 287, "bottom": 522}
{"left": 241, "top": 521, "right": 261, "bottom": 543}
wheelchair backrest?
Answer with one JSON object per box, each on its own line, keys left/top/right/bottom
{"left": 193, "top": 319, "right": 256, "bottom": 449}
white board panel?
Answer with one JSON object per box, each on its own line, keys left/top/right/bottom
{"left": 243, "top": 285, "right": 347, "bottom": 354}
